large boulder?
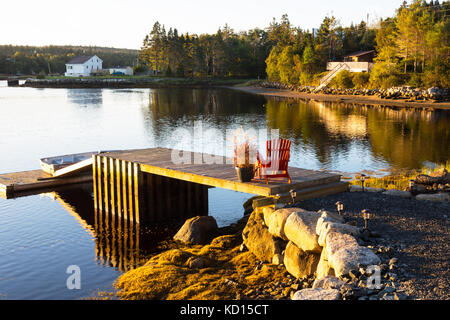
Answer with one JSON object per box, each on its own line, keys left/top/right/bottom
{"left": 262, "top": 206, "right": 275, "bottom": 226}
{"left": 267, "top": 208, "right": 292, "bottom": 240}
{"left": 331, "top": 246, "right": 381, "bottom": 277}
{"left": 173, "top": 216, "right": 218, "bottom": 244}
{"left": 316, "top": 248, "right": 335, "bottom": 279}
{"left": 284, "top": 209, "right": 321, "bottom": 253}
{"left": 283, "top": 241, "right": 320, "bottom": 279}
{"left": 414, "top": 168, "right": 450, "bottom": 185}
{"left": 292, "top": 288, "right": 341, "bottom": 300}
{"left": 316, "top": 210, "right": 344, "bottom": 235}
{"left": 312, "top": 276, "right": 349, "bottom": 290}
{"left": 242, "top": 210, "right": 286, "bottom": 262}
{"left": 415, "top": 193, "right": 449, "bottom": 202}
{"left": 325, "top": 231, "right": 359, "bottom": 258}
{"left": 318, "top": 221, "right": 361, "bottom": 247}
{"left": 326, "top": 231, "right": 380, "bottom": 277}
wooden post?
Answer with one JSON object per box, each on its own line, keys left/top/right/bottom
{"left": 115, "top": 159, "right": 122, "bottom": 219}
{"left": 109, "top": 157, "right": 116, "bottom": 219}
{"left": 122, "top": 160, "right": 128, "bottom": 223}
{"left": 103, "top": 157, "right": 110, "bottom": 218}
{"left": 96, "top": 156, "right": 103, "bottom": 217}
{"left": 186, "top": 179, "right": 193, "bottom": 218}
{"left": 127, "top": 161, "right": 134, "bottom": 223}
{"left": 93, "top": 155, "right": 98, "bottom": 212}
{"left": 133, "top": 163, "right": 141, "bottom": 224}
{"left": 154, "top": 175, "right": 163, "bottom": 221}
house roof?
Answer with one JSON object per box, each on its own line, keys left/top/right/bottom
{"left": 66, "top": 55, "right": 100, "bottom": 64}
{"left": 344, "top": 50, "right": 375, "bottom": 58}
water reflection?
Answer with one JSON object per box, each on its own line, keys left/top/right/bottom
{"left": 140, "top": 89, "right": 449, "bottom": 172}
{"left": 50, "top": 184, "right": 178, "bottom": 272}
{"left": 66, "top": 89, "right": 103, "bottom": 107}
{"left": 263, "top": 98, "right": 450, "bottom": 170}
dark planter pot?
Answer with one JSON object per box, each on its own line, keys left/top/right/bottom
{"left": 235, "top": 166, "right": 254, "bottom": 182}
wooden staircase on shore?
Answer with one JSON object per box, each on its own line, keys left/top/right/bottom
{"left": 314, "top": 62, "right": 350, "bottom": 92}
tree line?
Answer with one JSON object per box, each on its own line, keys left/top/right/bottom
{"left": 138, "top": 14, "right": 376, "bottom": 80}
{"left": 139, "top": 22, "right": 271, "bottom": 78}
{"left": 371, "top": 0, "right": 449, "bottom": 88}
{"left": 139, "top": 0, "right": 449, "bottom": 88}
{"left": 0, "top": 45, "right": 138, "bottom": 75}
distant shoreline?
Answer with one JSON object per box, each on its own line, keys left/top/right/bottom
{"left": 17, "top": 77, "right": 251, "bottom": 89}
{"left": 230, "top": 86, "right": 450, "bottom": 110}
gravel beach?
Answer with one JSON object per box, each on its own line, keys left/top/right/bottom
{"left": 298, "top": 191, "right": 450, "bottom": 300}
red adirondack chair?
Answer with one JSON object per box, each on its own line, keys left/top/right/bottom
{"left": 255, "top": 138, "right": 292, "bottom": 184}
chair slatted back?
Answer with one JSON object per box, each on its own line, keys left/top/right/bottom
{"left": 266, "top": 138, "right": 291, "bottom": 171}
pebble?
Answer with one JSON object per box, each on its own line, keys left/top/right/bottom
{"left": 349, "top": 270, "right": 360, "bottom": 279}
{"left": 389, "top": 258, "right": 398, "bottom": 265}
{"left": 291, "top": 283, "right": 300, "bottom": 291}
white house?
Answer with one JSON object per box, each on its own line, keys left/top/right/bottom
{"left": 65, "top": 55, "right": 103, "bottom": 77}
{"left": 109, "top": 66, "right": 133, "bottom": 76}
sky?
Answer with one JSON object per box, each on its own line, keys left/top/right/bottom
{"left": 0, "top": 0, "right": 408, "bottom": 50}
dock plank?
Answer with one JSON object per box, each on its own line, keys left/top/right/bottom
{"left": 102, "top": 148, "right": 342, "bottom": 197}
{"left": 0, "top": 169, "right": 92, "bottom": 199}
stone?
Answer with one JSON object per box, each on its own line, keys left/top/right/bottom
{"left": 415, "top": 193, "right": 449, "bottom": 202}
{"left": 382, "top": 189, "right": 412, "bottom": 198}
{"left": 267, "top": 208, "right": 292, "bottom": 240}
{"left": 317, "top": 221, "right": 361, "bottom": 247}
{"left": 349, "top": 269, "right": 361, "bottom": 279}
{"left": 272, "top": 253, "right": 284, "bottom": 266}
{"left": 242, "top": 210, "right": 286, "bottom": 262}
{"left": 312, "top": 276, "right": 348, "bottom": 290}
{"left": 210, "top": 235, "right": 239, "bottom": 249}
{"left": 284, "top": 209, "right": 321, "bottom": 252}
{"left": 188, "top": 257, "right": 205, "bottom": 269}
{"left": 331, "top": 246, "right": 381, "bottom": 278}
{"left": 316, "top": 248, "right": 335, "bottom": 279}
{"left": 262, "top": 206, "right": 275, "bottom": 226}
{"left": 389, "top": 258, "right": 398, "bottom": 265}
{"left": 326, "top": 231, "right": 359, "bottom": 259}
{"left": 173, "top": 216, "right": 218, "bottom": 244}
{"left": 283, "top": 241, "right": 320, "bottom": 279}
{"left": 315, "top": 210, "right": 344, "bottom": 236}
{"left": 326, "top": 231, "right": 380, "bottom": 277}
{"left": 292, "top": 288, "right": 341, "bottom": 300}
{"left": 364, "top": 187, "right": 385, "bottom": 193}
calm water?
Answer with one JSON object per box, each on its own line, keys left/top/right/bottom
{"left": 0, "top": 81, "right": 449, "bottom": 299}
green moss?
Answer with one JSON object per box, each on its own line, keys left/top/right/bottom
{"left": 114, "top": 232, "right": 290, "bottom": 300}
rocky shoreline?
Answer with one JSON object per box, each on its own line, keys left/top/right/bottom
{"left": 259, "top": 81, "right": 450, "bottom": 102}
{"left": 112, "top": 186, "right": 449, "bottom": 300}
{"left": 231, "top": 85, "right": 450, "bottom": 109}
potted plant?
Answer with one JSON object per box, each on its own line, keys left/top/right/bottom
{"left": 230, "top": 128, "right": 257, "bottom": 182}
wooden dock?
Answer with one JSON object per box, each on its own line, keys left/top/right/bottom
{"left": 93, "top": 148, "right": 348, "bottom": 224}
{"left": 0, "top": 169, "right": 92, "bottom": 199}
{"left": 1, "top": 147, "right": 348, "bottom": 222}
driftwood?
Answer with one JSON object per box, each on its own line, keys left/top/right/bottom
{"left": 414, "top": 168, "right": 450, "bottom": 186}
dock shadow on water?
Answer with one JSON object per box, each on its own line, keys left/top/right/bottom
{"left": 53, "top": 183, "right": 196, "bottom": 273}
